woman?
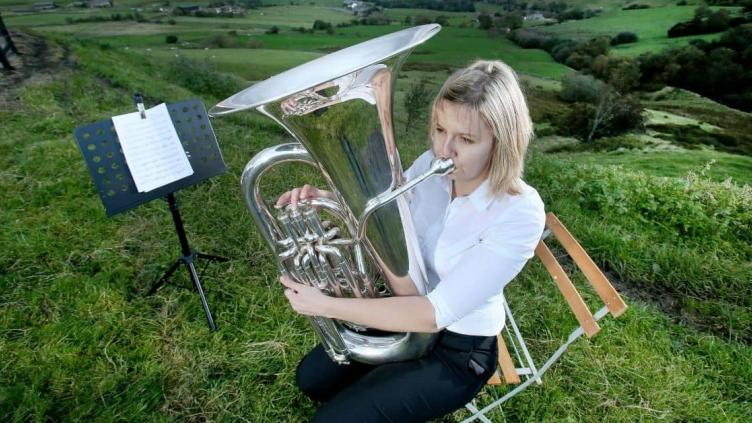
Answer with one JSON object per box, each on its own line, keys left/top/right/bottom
{"left": 276, "top": 60, "right": 545, "bottom": 422}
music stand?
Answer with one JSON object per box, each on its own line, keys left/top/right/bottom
{"left": 73, "top": 97, "right": 228, "bottom": 331}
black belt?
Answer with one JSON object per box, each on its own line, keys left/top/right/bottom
{"left": 438, "top": 330, "right": 496, "bottom": 351}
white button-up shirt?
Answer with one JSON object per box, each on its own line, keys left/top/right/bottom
{"left": 404, "top": 150, "right": 545, "bottom": 336}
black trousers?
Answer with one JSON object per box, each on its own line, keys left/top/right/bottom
{"left": 296, "top": 330, "right": 498, "bottom": 423}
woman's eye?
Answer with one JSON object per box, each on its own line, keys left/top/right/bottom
{"left": 461, "top": 137, "right": 474, "bottom": 144}
{"left": 435, "top": 127, "right": 445, "bottom": 133}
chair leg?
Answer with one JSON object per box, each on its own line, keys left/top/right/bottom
{"left": 504, "top": 299, "right": 541, "bottom": 384}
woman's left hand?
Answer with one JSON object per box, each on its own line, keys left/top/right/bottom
{"left": 279, "top": 275, "right": 333, "bottom": 317}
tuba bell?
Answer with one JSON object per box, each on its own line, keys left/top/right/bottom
{"left": 210, "top": 25, "right": 453, "bottom": 364}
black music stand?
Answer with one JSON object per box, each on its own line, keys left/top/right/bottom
{"left": 73, "top": 97, "right": 228, "bottom": 331}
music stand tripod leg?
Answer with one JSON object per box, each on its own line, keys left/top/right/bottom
{"left": 196, "top": 253, "right": 229, "bottom": 263}
{"left": 148, "top": 193, "right": 219, "bottom": 331}
{"left": 186, "top": 258, "right": 217, "bottom": 331}
{"left": 149, "top": 258, "right": 182, "bottom": 295}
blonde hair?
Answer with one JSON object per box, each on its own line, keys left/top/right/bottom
{"left": 430, "top": 60, "right": 533, "bottom": 196}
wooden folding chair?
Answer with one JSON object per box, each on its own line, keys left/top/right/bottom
{"left": 463, "top": 213, "right": 628, "bottom": 422}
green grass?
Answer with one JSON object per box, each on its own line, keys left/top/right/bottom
{"left": 1, "top": 23, "right": 751, "bottom": 422}
{"left": 539, "top": 5, "right": 741, "bottom": 57}
{"left": 5, "top": 5, "right": 570, "bottom": 81}
{"left": 566, "top": 149, "right": 752, "bottom": 186}
{"left": 151, "top": 48, "right": 324, "bottom": 81}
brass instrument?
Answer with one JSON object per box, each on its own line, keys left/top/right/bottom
{"left": 210, "top": 25, "right": 453, "bottom": 364}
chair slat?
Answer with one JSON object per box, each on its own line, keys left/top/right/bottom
{"left": 487, "top": 370, "right": 502, "bottom": 386}
{"left": 545, "top": 213, "right": 628, "bottom": 318}
{"left": 497, "top": 335, "right": 521, "bottom": 384}
{"left": 535, "top": 240, "right": 601, "bottom": 338}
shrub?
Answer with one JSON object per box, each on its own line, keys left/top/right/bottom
{"left": 576, "top": 165, "right": 752, "bottom": 245}
{"left": 509, "top": 28, "right": 552, "bottom": 49}
{"left": 312, "top": 20, "right": 332, "bottom": 31}
{"left": 403, "top": 78, "right": 432, "bottom": 134}
{"left": 608, "top": 94, "right": 645, "bottom": 133}
{"left": 478, "top": 13, "right": 493, "bottom": 29}
{"left": 564, "top": 52, "right": 592, "bottom": 70}
{"left": 166, "top": 56, "right": 242, "bottom": 99}
{"left": 622, "top": 3, "right": 651, "bottom": 10}
{"left": 165, "top": 34, "right": 178, "bottom": 44}
{"left": 559, "top": 72, "right": 605, "bottom": 103}
{"left": 266, "top": 26, "right": 279, "bottom": 34}
{"left": 607, "top": 56, "right": 642, "bottom": 93}
{"left": 611, "top": 31, "right": 639, "bottom": 45}
{"left": 556, "top": 92, "right": 644, "bottom": 141}
{"left": 205, "top": 34, "right": 241, "bottom": 48}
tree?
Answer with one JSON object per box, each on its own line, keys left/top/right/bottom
{"left": 559, "top": 72, "right": 605, "bottom": 103}
{"left": 403, "top": 78, "right": 432, "bottom": 135}
{"left": 611, "top": 31, "right": 638, "bottom": 46}
{"left": 565, "top": 52, "right": 592, "bottom": 70}
{"left": 312, "top": 20, "right": 332, "bottom": 31}
{"left": 557, "top": 86, "right": 644, "bottom": 142}
{"left": 165, "top": 34, "right": 178, "bottom": 44}
{"left": 608, "top": 57, "right": 641, "bottom": 93}
{"left": 478, "top": 13, "right": 493, "bottom": 29}
{"left": 498, "top": 11, "right": 523, "bottom": 30}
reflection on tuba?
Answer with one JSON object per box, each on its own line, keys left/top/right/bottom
{"left": 210, "top": 25, "right": 453, "bottom": 364}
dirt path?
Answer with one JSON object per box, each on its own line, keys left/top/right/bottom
{"left": 0, "top": 30, "right": 73, "bottom": 108}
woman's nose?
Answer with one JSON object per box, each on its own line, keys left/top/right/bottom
{"left": 441, "top": 136, "right": 457, "bottom": 158}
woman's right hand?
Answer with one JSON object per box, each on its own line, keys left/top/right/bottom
{"left": 275, "top": 184, "right": 333, "bottom": 209}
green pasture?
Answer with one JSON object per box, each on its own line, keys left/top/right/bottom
{"left": 24, "top": 19, "right": 569, "bottom": 81}
{"left": 178, "top": 5, "right": 355, "bottom": 29}
{"left": 2, "top": 10, "right": 118, "bottom": 27}
{"left": 540, "top": 5, "right": 741, "bottom": 57}
{"left": 2, "top": 31, "right": 751, "bottom": 421}
{"left": 568, "top": 149, "right": 752, "bottom": 186}
{"left": 380, "top": 7, "right": 475, "bottom": 27}
{"left": 263, "top": 0, "right": 343, "bottom": 6}
{"left": 150, "top": 48, "right": 323, "bottom": 81}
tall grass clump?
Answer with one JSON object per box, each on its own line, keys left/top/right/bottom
{"left": 166, "top": 56, "right": 244, "bottom": 100}
{"left": 527, "top": 155, "right": 752, "bottom": 341}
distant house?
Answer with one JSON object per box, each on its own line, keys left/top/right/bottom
{"left": 524, "top": 12, "right": 544, "bottom": 21}
{"left": 88, "top": 0, "right": 112, "bottom": 7}
{"left": 524, "top": 11, "right": 555, "bottom": 23}
{"left": 33, "top": 2, "right": 58, "bottom": 10}
{"left": 344, "top": 0, "right": 369, "bottom": 12}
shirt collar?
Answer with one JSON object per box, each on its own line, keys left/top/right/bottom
{"left": 439, "top": 176, "right": 495, "bottom": 211}
{"left": 468, "top": 179, "right": 494, "bottom": 211}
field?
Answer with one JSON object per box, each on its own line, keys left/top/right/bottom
{"left": 534, "top": 4, "right": 741, "bottom": 56}
{"left": 1, "top": 1, "right": 751, "bottom": 422}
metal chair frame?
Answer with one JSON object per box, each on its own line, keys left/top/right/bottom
{"left": 463, "top": 213, "right": 627, "bottom": 422}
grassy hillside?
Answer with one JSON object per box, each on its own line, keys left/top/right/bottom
{"left": 1, "top": 29, "right": 750, "bottom": 422}
{"left": 535, "top": 4, "right": 740, "bottom": 56}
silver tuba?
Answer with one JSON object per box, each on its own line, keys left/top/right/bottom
{"left": 210, "top": 25, "right": 453, "bottom": 365}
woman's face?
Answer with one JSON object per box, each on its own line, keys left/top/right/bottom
{"left": 431, "top": 100, "right": 494, "bottom": 194}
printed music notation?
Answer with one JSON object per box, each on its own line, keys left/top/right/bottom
{"left": 112, "top": 103, "right": 193, "bottom": 193}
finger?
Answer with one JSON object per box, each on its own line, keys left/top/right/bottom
{"left": 279, "top": 275, "right": 298, "bottom": 291}
{"left": 301, "top": 184, "right": 318, "bottom": 200}
{"left": 290, "top": 187, "right": 301, "bottom": 209}
{"left": 276, "top": 191, "right": 291, "bottom": 207}
{"left": 300, "top": 184, "right": 311, "bottom": 200}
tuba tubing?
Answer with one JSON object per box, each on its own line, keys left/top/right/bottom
{"left": 215, "top": 25, "right": 450, "bottom": 364}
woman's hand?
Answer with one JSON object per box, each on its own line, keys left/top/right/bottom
{"left": 280, "top": 275, "right": 333, "bottom": 317}
{"left": 275, "top": 184, "right": 333, "bottom": 209}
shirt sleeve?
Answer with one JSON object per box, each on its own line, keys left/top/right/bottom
{"left": 425, "top": 198, "right": 545, "bottom": 329}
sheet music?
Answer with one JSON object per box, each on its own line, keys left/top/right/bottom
{"left": 112, "top": 103, "right": 193, "bottom": 193}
